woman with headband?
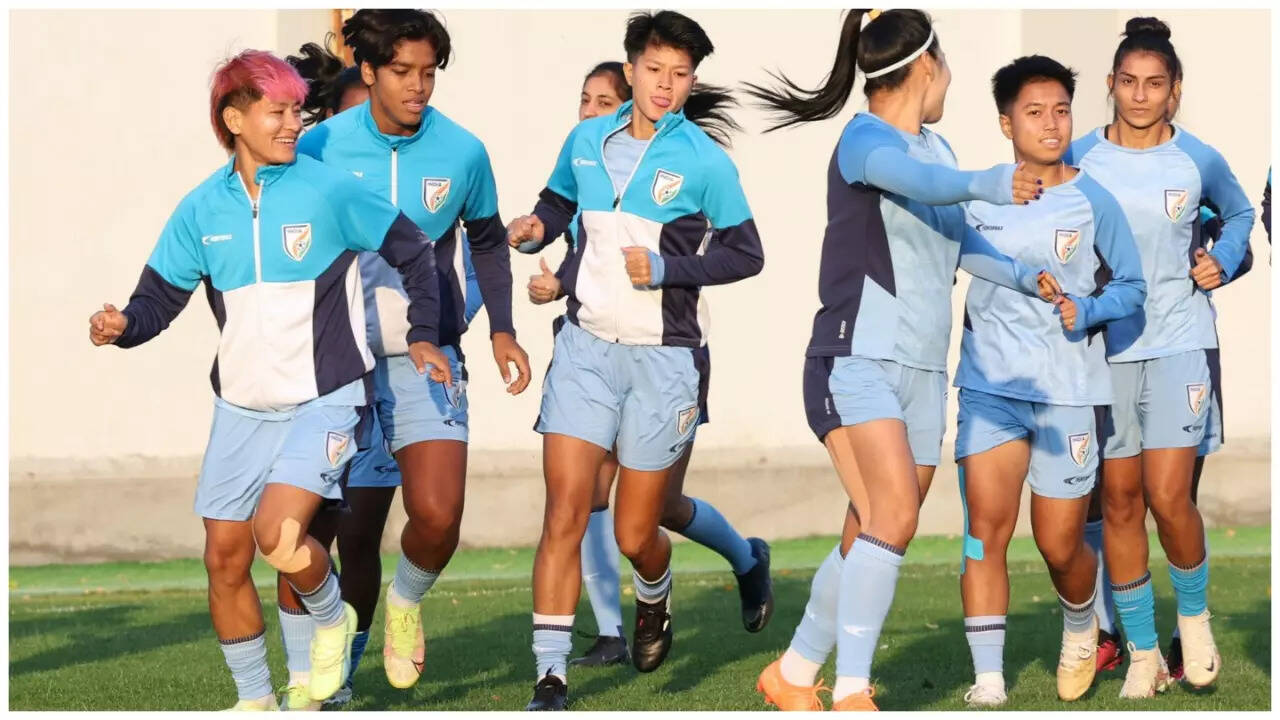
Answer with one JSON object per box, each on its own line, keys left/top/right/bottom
{"left": 744, "top": 9, "right": 1059, "bottom": 710}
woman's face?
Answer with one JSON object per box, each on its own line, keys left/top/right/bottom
{"left": 579, "top": 74, "right": 624, "bottom": 121}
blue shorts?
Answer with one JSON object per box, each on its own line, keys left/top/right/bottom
{"left": 373, "top": 347, "right": 468, "bottom": 453}
{"left": 195, "top": 394, "right": 361, "bottom": 521}
{"left": 955, "top": 388, "right": 1099, "bottom": 499}
{"left": 535, "top": 320, "right": 703, "bottom": 471}
{"left": 803, "top": 356, "right": 946, "bottom": 466}
{"left": 347, "top": 404, "right": 402, "bottom": 489}
{"left": 1103, "top": 350, "right": 1213, "bottom": 459}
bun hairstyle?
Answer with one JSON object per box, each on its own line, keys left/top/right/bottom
{"left": 1112, "top": 16, "right": 1181, "bottom": 81}
{"left": 287, "top": 37, "right": 363, "bottom": 126}
{"left": 743, "top": 9, "right": 940, "bottom": 132}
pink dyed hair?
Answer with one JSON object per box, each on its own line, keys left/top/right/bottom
{"left": 209, "top": 50, "right": 308, "bottom": 151}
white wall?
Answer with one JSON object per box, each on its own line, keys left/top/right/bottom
{"left": 10, "top": 9, "right": 1269, "bottom": 468}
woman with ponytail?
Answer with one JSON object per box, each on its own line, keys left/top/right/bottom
{"left": 744, "top": 9, "right": 1060, "bottom": 710}
{"left": 507, "top": 10, "right": 768, "bottom": 710}
{"left": 1066, "top": 16, "right": 1253, "bottom": 698}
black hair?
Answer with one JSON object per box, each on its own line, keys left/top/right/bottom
{"left": 991, "top": 55, "right": 1078, "bottom": 115}
{"left": 584, "top": 61, "right": 632, "bottom": 102}
{"left": 1112, "top": 17, "right": 1181, "bottom": 83}
{"left": 743, "top": 9, "right": 940, "bottom": 132}
{"left": 622, "top": 10, "right": 740, "bottom": 147}
{"left": 287, "top": 36, "right": 364, "bottom": 126}
{"left": 342, "top": 9, "right": 452, "bottom": 71}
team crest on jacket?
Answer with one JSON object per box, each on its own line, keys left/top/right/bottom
{"left": 1164, "top": 189, "right": 1189, "bottom": 222}
{"left": 677, "top": 405, "right": 699, "bottom": 435}
{"left": 1186, "top": 383, "right": 1207, "bottom": 415}
{"left": 652, "top": 169, "right": 684, "bottom": 206}
{"left": 282, "top": 224, "right": 313, "bottom": 262}
{"left": 325, "top": 431, "right": 351, "bottom": 467}
{"left": 1055, "top": 229, "right": 1081, "bottom": 264}
{"left": 423, "top": 178, "right": 451, "bottom": 213}
{"left": 1068, "top": 432, "right": 1091, "bottom": 467}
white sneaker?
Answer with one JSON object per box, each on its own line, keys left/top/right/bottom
{"left": 1176, "top": 610, "right": 1221, "bottom": 688}
{"left": 964, "top": 681, "right": 1008, "bottom": 707}
{"left": 1119, "top": 642, "right": 1171, "bottom": 698}
{"left": 1057, "top": 617, "right": 1098, "bottom": 701}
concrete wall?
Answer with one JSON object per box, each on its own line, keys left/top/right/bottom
{"left": 9, "top": 10, "right": 1270, "bottom": 560}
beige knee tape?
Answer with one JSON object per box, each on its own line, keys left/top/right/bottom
{"left": 262, "top": 517, "right": 312, "bottom": 573}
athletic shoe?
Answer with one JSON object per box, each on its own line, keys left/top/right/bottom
{"left": 1096, "top": 629, "right": 1125, "bottom": 672}
{"left": 383, "top": 586, "right": 425, "bottom": 689}
{"left": 632, "top": 591, "right": 673, "bottom": 673}
{"left": 1119, "top": 642, "right": 1171, "bottom": 699}
{"left": 831, "top": 687, "right": 878, "bottom": 711}
{"left": 1176, "top": 611, "right": 1221, "bottom": 688}
{"left": 963, "top": 681, "right": 1007, "bottom": 708}
{"left": 524, "top": 671, "right": 567, "bottom": 711}
{"left": 309, "top": 602, "right": 356, "bottom": 701}
{"left": 755, "top": 658, "right": 826, "bottom": 711}
{"left": 277, "top": 682, "right": 320, "bottom": 711}
{"left": 569, "top": 635, "right": 629, "bottom": 667}
{"left": 736, "top": 538, "right": 774, "bottom": 633}
{"left": 1057, "top": 616, "right": 1098, "bottom": 701}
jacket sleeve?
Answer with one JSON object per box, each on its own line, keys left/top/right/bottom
{"left": 117, "top": 199, "right": 203, "bottom": 348}
{"left": 460, "top": 143, "right": 514, "bottom": 337}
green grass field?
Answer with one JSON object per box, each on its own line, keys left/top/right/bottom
{"left": 10, "top": 527, "right": 1270, "bottom": 711}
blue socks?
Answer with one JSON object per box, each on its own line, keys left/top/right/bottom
{"left": 1112, "top": 572, "right": 1158, "bottom": 651}
{"left": 219, "top": 630, "right": 273, "bottom": 701}
{"left": 532, "top": 613, "right": 574, "bottom": 681}
{"left": 835, "top": 535, "right": 906, "bottom": 679}
{"left": 964, "top": 615, "right": 1006, "bottom": 675}
{"left": 292, "top": 568, "right": 345, "bottom": 628}
{"left": 581, "top": 509, "right": 624, "bottom": 637}
{"left": 390, "top": 555, "right": 440, "bottom": 606}
{"left": 277, "top": 606, "right": 313, "bottom": 676}
{"left": 790, "top": 544, "right": 842, "bottom": 664}
{"left": 681, "top": 498, "right": 756, "bottom": 575}
{"left": 1084, "top": 519, "right": 1117, "bottom": 635}
{"left": 1169, "top": 556, "right": 1209, "bottom": 617}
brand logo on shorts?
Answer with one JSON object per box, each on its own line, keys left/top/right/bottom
{"left": 1055, "top": 228, "right": 1081, "bottom": 264}
{"left": 1165, "top": 189, "right": 1189, "bottom": 222}
{"left": 422, "top": 178, "right": 451, "bottom": 213}
{"left": 1186, "top": 383, "right": 1207, "bottom": 416}
{"left": 325, "top": 431, "right": 351, "bottom": 467}
{"left": 677, "top": 405, "right": 699, "bottom": 436}
{"left": 281, "top": 224, "right": 312, "bottom": 262}
{"left": 652, "top": 169, "right": 684, "bottom": 206}
{"left": 1068, "top": 432, "right": 1091, "bottom": 467}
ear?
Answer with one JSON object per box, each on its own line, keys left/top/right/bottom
{"left": 360, "top": 60, "right": 376, "bottom": 88}
{"left": 998, "top": 113, "right": 1013, "bottom": 141}
{"left": 222, "top": 104, "right": 244, "bottom": 138}
{"left": 622, "top": 61, "right": 634, "bottom": 87}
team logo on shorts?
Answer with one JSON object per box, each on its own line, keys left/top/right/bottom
{"left": 1068, "top": 432, "right": 1091, "bottom": 468}
{"left": 1054, "top": 229, "right": 1081, "bottom": 264}
{"left": 423, "top": 178, "right": 451, "bottom": 213}
{"left": 652, "top": 169, "right": 684, "bottom": 206}
{"left": 676, "top": 405, "right": 699, "bottom": 436}
{"left": 1186, "top": 383, "right": 1207, "bottom": 416}
{"left": 281, "top": 224, "right": 312, "bottom": 262}
{"left": 1164, "top": 189, "right": 1189, "bottom": 222}
{"left": 325, "top": 431, "right": 351, "bottom": 467}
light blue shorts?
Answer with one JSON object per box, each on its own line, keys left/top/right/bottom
{"left": 1103, "top": 350, "right": 1213, "bottom": 459}
{"left": 803, "top": 356, "right": 946, "bottom": 466}
{"left": 535, "top": 320, "right": 701, "bottom": 472}
{"left": 955, "top": 388, "right": 1099, "bottom": 499}
{"left": 195, "top": 396, "right": 360, "bottom": 521}
{"left": 347, "top": 404, "right": 402, "bottom": 489}
{"left": 373, "top": 346, "right": 468, "bottom": 453}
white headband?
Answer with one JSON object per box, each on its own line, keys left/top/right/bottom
{"left": 862, "top": 28, "right": 935, "bottom": 79}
